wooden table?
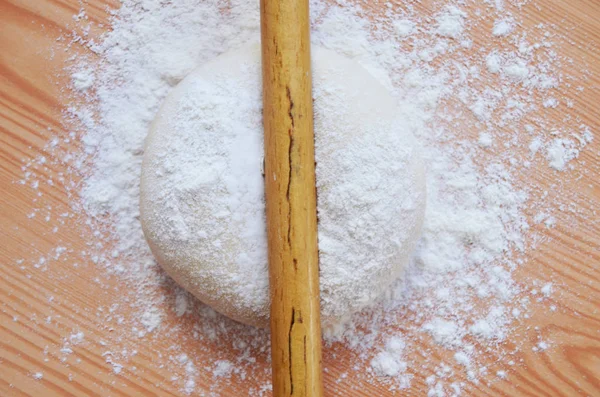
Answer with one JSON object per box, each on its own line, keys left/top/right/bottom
{"left": 1, "top": 0, "right": 599, "bottom": 395}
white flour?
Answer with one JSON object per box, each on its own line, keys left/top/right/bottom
{"left": 16, "top": 0, "right": 595, "bottom": 395}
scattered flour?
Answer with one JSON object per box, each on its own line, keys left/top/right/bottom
{"left": 212, "top": 360, "right": 235, "bottom": 378}
{"left": 183, "top": 360, "right": 198, "bottom": 395}
{"left": 541, "top": 283, "right": 553, "bottom": 297}
{"left": 435, "top": 6, "right": 466, "bottom": 39}
{"left": 478, "top": 132, "right": 493, "bottom": 147}
{"left": 485, "top": 52, "right": 503, "bottom": 73}
{"left": 504, "top": 61, "right": 530, "bottom": 81}
{"left": 69, "top": 331, "right": 84, "bottom": 345}
{"left": 492, "top": 19, "right": 514, "bottom": 37}
{"left": 139, "top": 307, "right": 162, "bottom": 334}
{"left": 546, "top": 136, "right": 592, "bottom": 171}
{"left": 393, "top": 20, "right": 414, "bottom": 38}
{"left": 71, "top": 69, "right": 95, "bottom": 92}
{"left": 423, "top": 319, "right": 462, "bottom": 347}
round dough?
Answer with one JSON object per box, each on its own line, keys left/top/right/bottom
{"left": 140, "top": 45, "right": 426, "bottom": 329}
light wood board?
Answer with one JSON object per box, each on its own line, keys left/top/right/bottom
{"left": 1, "top": 0, "right": 599, "bottom": 395}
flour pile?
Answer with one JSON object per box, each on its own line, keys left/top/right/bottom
{"left": 19, "top": 0, "right": 594, "bottom": 395}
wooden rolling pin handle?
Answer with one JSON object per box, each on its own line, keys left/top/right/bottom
{"left": 260, "top": 0, "right": 323, "bottom": 396}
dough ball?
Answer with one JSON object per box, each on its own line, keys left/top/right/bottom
{"left": 140, "top": 44, "right": 426, "bottom": 329}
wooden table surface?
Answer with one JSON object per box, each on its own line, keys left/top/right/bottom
{"left": 1, "top": 0, "right": 600, "bottom": 396}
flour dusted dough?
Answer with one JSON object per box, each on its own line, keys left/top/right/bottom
{"left": 140, "top": 45, "right": 426, "bottom": 329}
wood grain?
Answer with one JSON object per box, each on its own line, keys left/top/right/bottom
{"left": 1, "top": 0, "right": 600, "bottom": 396}
{"left": 261, "top": 0, "right": 323, "bottom": 396}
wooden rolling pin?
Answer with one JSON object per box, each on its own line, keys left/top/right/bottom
{"left": 260, "top": 0, "right": 324, "bottom": 396}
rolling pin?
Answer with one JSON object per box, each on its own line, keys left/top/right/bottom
{"left": 260, "top": 0, "right": 324, "bottom": 396}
